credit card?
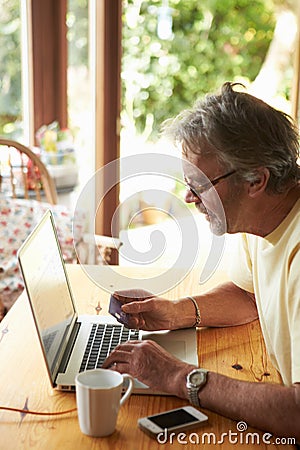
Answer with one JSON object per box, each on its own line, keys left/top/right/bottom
{"left": 109, "top": 295, "right": 131, "bottom": 327}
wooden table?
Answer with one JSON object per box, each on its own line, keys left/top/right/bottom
{"left": 0, "top": 265, "right": 296, "bottom": 449}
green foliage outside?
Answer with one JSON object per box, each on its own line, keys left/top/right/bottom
{"left": 122, "top": 0, "right": 277, "bottom": 140}
{"left": 0, "top": 0, "right": 294, "bottom": 142}
{"left": 0, "top": 0, "right": 22, "bottom": 137}
{"left": 67, "top": 0, "right": 89, "bottom": 67}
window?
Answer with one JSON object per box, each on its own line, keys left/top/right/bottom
{"left": 0, "top": 0, "right": 32, "bottom": 142}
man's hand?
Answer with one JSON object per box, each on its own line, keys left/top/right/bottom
{"left": 112, "top": 289, "right": 183, "bottom": 331}
{"left": 102, "top": 339, "right": 195, "bottom": 398}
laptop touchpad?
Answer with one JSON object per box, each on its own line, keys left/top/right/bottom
{"left": 142, "top": 329, "right": 193, "bottom": 362}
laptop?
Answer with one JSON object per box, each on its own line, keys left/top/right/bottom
{"left": 17, "top": 210, "right": 198, "bottom": 393}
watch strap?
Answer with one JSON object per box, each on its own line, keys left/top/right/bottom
{"left": 188, "top": 387, "right": 202, "bottom": 408}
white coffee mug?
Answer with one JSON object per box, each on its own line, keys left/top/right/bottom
{"left": 75, "top": 368, "right": 134, "bottom": 437}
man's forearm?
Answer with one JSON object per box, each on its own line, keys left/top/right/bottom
{"left": 198, "top": 372, "right": 300, "bottom": 441}
{"left": 176, "top": 281, "right": 258, "bottom": 329}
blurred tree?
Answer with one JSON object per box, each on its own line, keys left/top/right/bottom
{"left": 0, "top": 0, "right": 22, "bottom": 136}
{"left": 121, "top": 0, "right": 296, "bottom": 140}
{"left": 67, "top": 0, "right": 88, "bottom": 67}
{"left": 0, "top": 0, "right": 297, "bottom": 141}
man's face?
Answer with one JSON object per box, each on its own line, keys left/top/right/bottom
{"left": 182, "top": 151, "right": 244, "bottom": 235}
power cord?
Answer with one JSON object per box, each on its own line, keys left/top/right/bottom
{"left": 0, "top": 405, "right": 77, "bottom": 416}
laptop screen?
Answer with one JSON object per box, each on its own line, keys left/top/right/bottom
{"left": 18, "top": 210, "right": 75, "bottom": 377}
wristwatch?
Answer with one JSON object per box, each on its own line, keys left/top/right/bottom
{"left": 186, "top": 368, "right": 208, "bottom": 408}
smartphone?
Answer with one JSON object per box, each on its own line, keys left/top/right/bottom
{"left": 138, "top": 406, "right": 208, "bottom": 438}
{"left": 109, "top": 294, "right": 131, "bottom": 328}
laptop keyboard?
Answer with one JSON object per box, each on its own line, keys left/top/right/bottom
{"left": 79, "top": 323, "right": 139, "bottom": 372}
{"left": 43, "top": 331, "right": 57, "bottom": 353}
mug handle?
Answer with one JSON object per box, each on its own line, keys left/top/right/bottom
{"left": 120, "top": 374, "right": 134, "bottom": 406}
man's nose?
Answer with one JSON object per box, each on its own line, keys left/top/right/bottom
{"left": 184, "top": 188, "right": 200, "bottom": 204}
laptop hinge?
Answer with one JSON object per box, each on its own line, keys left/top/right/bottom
{"left": 57, "top": 322, "right": 81, "bottom": 375}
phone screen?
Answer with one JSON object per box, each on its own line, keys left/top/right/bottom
{"left": 148, "top": 409, "right": 198, "bottom": 429}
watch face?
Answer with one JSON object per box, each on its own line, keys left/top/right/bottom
{"left": 190, "top": 371, "right": 205, "bottom": 386}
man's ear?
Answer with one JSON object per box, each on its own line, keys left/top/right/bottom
{"left": 248, "top": 168, "right": 270, "bottom": 198}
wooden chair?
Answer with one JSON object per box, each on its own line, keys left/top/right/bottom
{"left": 0, "top": 138, "right": 58, "bottom": 204}
{"left": 0, "top": 138, "right": 122, "bottom": 265}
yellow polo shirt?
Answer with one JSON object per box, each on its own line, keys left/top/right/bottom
{"left": 229, "top": 198, "right": 300, "bottom": 386}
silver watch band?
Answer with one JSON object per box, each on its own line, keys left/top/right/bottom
{"left": 187, "top": 387, "right": 201, "bottom": 407}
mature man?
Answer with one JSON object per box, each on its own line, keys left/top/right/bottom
{"left": 103, "top": 83, "right": 300, "bottom": 441}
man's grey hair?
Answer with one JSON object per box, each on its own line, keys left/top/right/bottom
{"left": 164, "top": 82, "right": 300, "bottom": 193}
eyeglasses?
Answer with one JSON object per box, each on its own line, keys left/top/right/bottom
{"left": 185, "top": 170, "right": 236, "bottom": 199}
